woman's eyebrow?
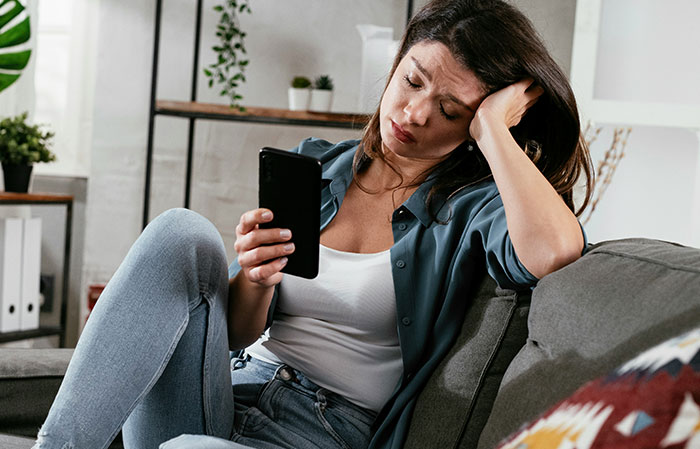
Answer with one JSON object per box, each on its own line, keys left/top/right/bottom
{"left": 411, "top": 57, "right": 432, "bottom": 81}
{"left": 447, "top": 94, "right": 474, "bottom": 112}
{"left": 411, "top": 56, "right": 475, "bottom": 112}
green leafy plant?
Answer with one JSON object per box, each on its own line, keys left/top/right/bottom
{"left": 314, "top": 75, "right": 334, "bottom": 91}
{"left": 0, "top": 0, "right": 32, "bottom": 93}
{"left": 291, "top": 76, "right": 311, "bottom": 89}
{"left": 204, "top": 0, "right": 251, "bottom": 112}
{"left": 0, "top": 112, "right": 56, "bottom": 165}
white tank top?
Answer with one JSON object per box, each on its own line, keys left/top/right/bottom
{"left": 246, "top": 244, "right": 403, "bottom": 412}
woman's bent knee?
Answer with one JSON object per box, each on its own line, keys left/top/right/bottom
{"left": 144, "top": 208, "right": 226, "bottom": 259}
{"left": 124, "top": 208, "right": 229, "bottom": 299}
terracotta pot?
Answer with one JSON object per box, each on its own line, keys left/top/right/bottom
{"left": 2, "top": 163, "right": 33, "bottom": 192}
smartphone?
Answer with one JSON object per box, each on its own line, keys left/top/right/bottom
{"left": 258, "top": 147, "right": 322, "bottom": 279}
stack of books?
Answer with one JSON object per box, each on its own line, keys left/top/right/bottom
{"left": 0, "top": 217, "right": 41, "bottom": 333}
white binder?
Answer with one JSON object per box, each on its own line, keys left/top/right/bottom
{"left": 0, "top": 218, "right": 23, "bottom": 333}
{"left": 20, "top": 217, "right": 41, "bottom": 331}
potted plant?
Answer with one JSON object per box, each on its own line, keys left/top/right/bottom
{"left": 203, "top": 0, "right": 251, "bottom": 111}
{"left": 0, "top": 112, "right": 56, "bottom": 193}
{"left": 288, "top": 76, "right": 311, "bottom": 111}
{"left": 309, "top": 75, "right": 334, "bottom": 112}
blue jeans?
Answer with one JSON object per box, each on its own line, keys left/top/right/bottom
{"left": 34, "top": 209, "right": 375, "bottom": 449}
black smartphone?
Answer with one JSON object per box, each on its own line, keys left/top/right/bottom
{"left": 258, "top": 147, "right": 322, "bottom": 279}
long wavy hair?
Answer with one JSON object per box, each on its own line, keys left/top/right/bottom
{"left": 355, "top": 0, "right": 593, "bottom": 217}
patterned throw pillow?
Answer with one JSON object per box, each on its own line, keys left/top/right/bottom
{"left": 495, "top": 327, "right": 700, "bottom": 449}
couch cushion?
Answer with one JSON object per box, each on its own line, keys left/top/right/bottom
{"left": 0, "top": 349, "right": 73, "bottom": 440}
{"left": 0, "top": 433, "right": 35, "bottom": 449}
{"left": 404, "top": 274, "right": 531, "bottom": 449}
{"left": 0, "top": 348, "right": 124, "bottom": 448}
{"left": 494, "top": 326, "right": 700, "bottom": 449}
{"left": 478, "top": 238, "right": 700, "bottom": 449}
{"left": 0, "top": 349, "right": 73, "bottom": 379}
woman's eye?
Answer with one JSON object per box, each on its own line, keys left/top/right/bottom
{"left": 440, "top": 104, "right": 457, "bottom": 120}
{"left": 403, "top": 75, "right": 420, "bottom": 89}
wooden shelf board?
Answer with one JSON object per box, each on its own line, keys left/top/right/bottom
{"left": 0, "top": 192, "right": 74, "bottom": 204}
{"left": 155, "top": 100, "right": 370, "bottom": 130}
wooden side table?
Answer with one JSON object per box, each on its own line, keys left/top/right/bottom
{"left": 0, "top": 192, "right": 73, "bottom": 347}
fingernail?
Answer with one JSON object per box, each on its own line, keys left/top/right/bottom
{"left": 284, "top": 243, "right": 294, "bottom": 252}
{"left": 280, "top": 229, "right": 291, "bottom": 238}
{"left": 279, "top": 257, "right": 288, "bottom": 266}
{"left": 262, "top": 211, "right": 272, "bottom": 220}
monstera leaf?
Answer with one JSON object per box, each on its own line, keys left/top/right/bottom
{"left": 0, "top": 0, "right": 32, "bottom": 93}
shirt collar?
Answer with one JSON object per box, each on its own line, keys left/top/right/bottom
{"left": 401, "top": 174, "right": 448, "bottom": 227}
{"left": 322, "top": 145, "right": 356, "bottom": 198}
{"left": 322, "top": 146, "right": 449, "bottom": 227}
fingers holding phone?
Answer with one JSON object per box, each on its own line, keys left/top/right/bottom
{"left": 234, "top": 208, "right": 295, "bottom": 287}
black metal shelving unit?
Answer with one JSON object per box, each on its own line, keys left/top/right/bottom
{"left": 143, "top": 0, "right": 414, "bottom": 229}
{"left": 0, "top": 192, "right": 73, "bottom": 348}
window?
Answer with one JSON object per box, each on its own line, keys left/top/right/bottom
{"left": 33, "top": 0, "right": 98, "bottom": 177}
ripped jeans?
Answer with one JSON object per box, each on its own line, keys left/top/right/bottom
{"left": 34, "top": 209, "right": 375, "bottom": 449}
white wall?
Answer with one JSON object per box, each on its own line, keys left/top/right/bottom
{"left": 584, "top": 126, "right": 699, "bottom": 246}
{"left": 82, "top": 0, "right": 405, "bottom": 324}
{"left": 577, "top": 0, "right": 700, "bottom": 247}
{"left": 594, "top": 0, "right": 700, "bottom": 106}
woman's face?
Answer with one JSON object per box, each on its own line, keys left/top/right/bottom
{"left": 379, "top": 41, "right": 486, "bottom": 162}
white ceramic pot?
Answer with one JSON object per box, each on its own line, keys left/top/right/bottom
{"left": 288, "top": 88, "right": 310, "bottom": 111}
{"left": 309, "top": 89, "right": 333, "bottom": 112}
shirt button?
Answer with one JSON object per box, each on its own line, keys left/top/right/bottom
{"left": 398, "top": 223, "right": 407, "bottom": 231}
{"left": 402, "top": 317, "right": 412, "bottom": 326}
{"left": 396, "top": 260, "right": 406, "bottom": 268}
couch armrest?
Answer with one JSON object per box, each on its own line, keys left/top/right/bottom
{"left": 477, "top": 238, "right": 700, "bottom": 449}
{"left": 0, "top": 348, "right": 73, "bottom": 379}
{"left": 0, "top": 349, "right": 73, "bottom": 439}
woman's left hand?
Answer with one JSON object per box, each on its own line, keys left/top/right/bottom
{"left": 466, "top": 78, "right": 584, "bottom": 279}
{"left": 469, "top": 78, "right": 544, "bottom": 142}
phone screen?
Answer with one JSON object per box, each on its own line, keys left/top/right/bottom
{"left": 258, "top": 147, "right": 322, "bottom": 279}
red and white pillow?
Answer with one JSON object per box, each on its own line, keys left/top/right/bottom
{"left": 496, "top": 327, "right": 700, "bottom": 449}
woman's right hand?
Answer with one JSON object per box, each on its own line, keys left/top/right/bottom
{"left": 233, "top": 208, "right": 294, "bottom": 288}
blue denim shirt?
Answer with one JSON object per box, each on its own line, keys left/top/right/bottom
{"left": 229, "top": 138, "right": 549, "bottom": 449}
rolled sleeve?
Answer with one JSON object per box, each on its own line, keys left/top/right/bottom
{"left": 471, "top": 194, "right": 539, "bottom": 290}
{"left": 228, "top": 258, "right": 242, "bottom": 280}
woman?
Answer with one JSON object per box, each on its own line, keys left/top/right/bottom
{"left": 35, "top": 0, "right": 592, "bottom": 448}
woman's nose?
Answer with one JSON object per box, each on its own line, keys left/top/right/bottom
{"left": 403, "top": 96, "right": 429, "bottom": 126}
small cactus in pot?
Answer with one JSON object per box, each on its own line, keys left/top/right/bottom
{"left": 309, "top": 75, "right": 334, "bottom": 112}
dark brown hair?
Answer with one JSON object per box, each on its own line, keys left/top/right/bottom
{"left": 356, "top": 0, "right": 593, "bottom": 217}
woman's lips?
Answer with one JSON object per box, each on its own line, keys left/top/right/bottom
{"left": 391, "top": 120, "right": 416, "bottom": 144}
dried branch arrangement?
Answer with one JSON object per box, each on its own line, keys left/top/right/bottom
{"left": 581, "top": 124, "right": 632, "bottom": 225}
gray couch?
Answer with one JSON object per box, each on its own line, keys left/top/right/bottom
{"left": 2, "top": 238, "right": 699, "bottom": 448}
